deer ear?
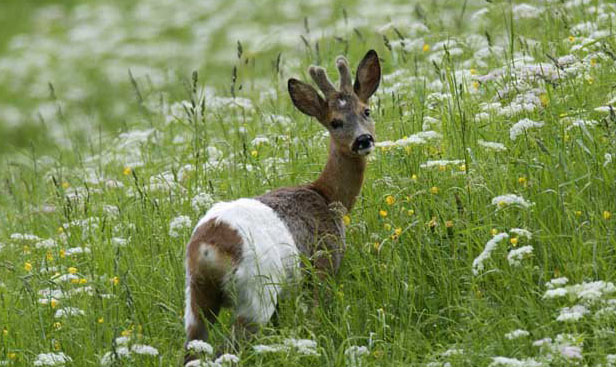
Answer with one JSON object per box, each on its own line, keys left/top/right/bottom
{"left": 353, "top": 50, "right": 381, "bottom": 103}
{"left": 288, "top": 78, "right": 326, "bottom": 119}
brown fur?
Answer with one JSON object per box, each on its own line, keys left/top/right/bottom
{"left": 184, "top": 219, "right": 242, "bottom": 363}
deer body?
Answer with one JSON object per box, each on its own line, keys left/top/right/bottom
{"left": 184, "top": 51, "right": 381, "bottom": 363}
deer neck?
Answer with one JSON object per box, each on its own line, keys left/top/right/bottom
{"left": 311, "top": 139, "right": 367, "bottom": 212}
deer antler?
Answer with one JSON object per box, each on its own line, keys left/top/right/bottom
{"left": 335, "top": 56, "right": 353, "bottom": 93}
{"left": 308, "top": 66, "right": 336, "bottom": 98}
{"left": 308, "top": 55, "right": 354, "bottom": 97}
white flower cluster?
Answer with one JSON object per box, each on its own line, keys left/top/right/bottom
{"left": 253, "top": 338, "right": 318, "bottom": 356}
{"left": 472, "top": 233, "right": 509, "bottom": 275}
{"left": 509, "top": 118, "right": 544, "bottom": 141}
{"left": 33, "top": 352, "right": 72, "bottom": 366}
{"left": 169, "top": 215, "right": 192, "bottom": 237}
{"left": 504, "top": 329, "right": 530, "bottom": 340}
{"left": 492, "top": 194, "right": 534, "bottom": 209}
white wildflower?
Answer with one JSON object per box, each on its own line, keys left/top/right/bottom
{"left": 54, "top": 307, "right": 85, "bottom": 318}
{"left": 191, "top": 192, "right": 214, "bottom": 213}
{"left": 489, "top": 356, "right": 543, "bottom": 367}
{"left": 103, "top": 205, "right": 120, "bottom": 217}
{"left": 251, "top": 136, "right": 270, "bottom": 146}
{"left": 543, "top": 288, "right": 568, "bottom": 299}
{"left": 35, "top": 239, "right": 58, "bottom": 249}
{"left": 492, "top": 194, "right": 534, "bottom": 208}
{"left": 441, "top": 348, "right": 463, "bottom": 357}
{"left": 556, "top": 305, "right": 589, "bottom": 322}
{"left": 420, "top": 160, "right": 464, "bottom": 169}
{"left": 253, "top": 344, "right": 286, "bottom": 353}
{"left": 546, "top": 277, "right": 568, "bottom": 288}
{"left": 115, "top": 336, "right": 131, "bottom": 345}
{"left": 510, "top": 118, "right": 544, "bottom": 141}
{"left": 509, "top": 228, "right": 532, "bottom": 239}
{"left": 283, "top": 338, "right": 319, "bottom": 355}
{"left": 215, "top": 353, "right": 240, "bottom": 364}
{"left": 565, "top": 119, "right": 598, "bottom": 131}
{"left": 111, "top": 237, "right": 128, "bottom": 246}
{"left": 472, "top": 233, "right": 509, "bottom": 275}
{"left": 131, "top": 344, "right": 158, "bottom": 355}
{"left": 33, "top": 352, "right": 72, "bottom": 366}
{"left": 505, "top": 329, "right": 530, "bottom": 340}
{"left": 604, "top": 153, "right": 612, "bottom": 167}
{"left": 559, "top": 345, "right": 582, "bottom": 359}
{"left": 478, "top": 140, "right": 507, "bottom": 152}
{"left": 507, "top": 245, "right": 533, "bottom": 266}
{"left": 594, "top": 106, "right": 612, "bottom": 114}
{"left": 186, "top": 340, "right": 213, "bottom": 354}
{"left": 512, "top": 4, "right": 542, "bottom": 19}
{"left": 64, "top": 247, "right": 91, "bottom": 256}
{"left": 169, "top": 215, "right": 192, "bottom": 238}
{"left": 100, "top": 347, "right": 130, "bottom": 365}
{"left": 345, "top": 346, "right": 369, "bottom": 366}
{"left": 10, "top": 233, "right": 41, "bottom": 242}
{"left": 565, "top": 280, "right": 616, "bottom": 301}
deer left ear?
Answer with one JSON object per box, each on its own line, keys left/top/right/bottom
{"left": 288, "top": 78, "right": 326, "bottom": 120}
{"left": 353, "top": 50, "right": 381, "bottom": 103}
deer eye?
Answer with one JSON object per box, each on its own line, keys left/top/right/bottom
{"left": 331, "top": 119, "right": 344, "bottom": 129}
{"left": 363, "top": 108, "right": 371, "bottom": 117}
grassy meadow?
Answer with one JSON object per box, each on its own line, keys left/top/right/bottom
{"left": 1, "top": 0, "right": 616, "bottom": 365}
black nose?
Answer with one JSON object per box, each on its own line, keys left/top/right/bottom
{"left": 352, "top": 134, "right": 374, "bottom": 152}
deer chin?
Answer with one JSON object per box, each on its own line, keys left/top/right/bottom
{"left": 354, "top": 145, "right": 374, "bottom": 156}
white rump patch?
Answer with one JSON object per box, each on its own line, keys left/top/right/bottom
{"left": 194, "top": 198, "right": 299, "bottom": 324}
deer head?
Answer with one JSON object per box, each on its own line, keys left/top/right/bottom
{"left": 288, "top": 50, "right": 381, "bottom": 157}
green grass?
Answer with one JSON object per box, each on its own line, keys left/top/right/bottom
{"left": 1, "top": 0, "right": 616, "bottom": 366}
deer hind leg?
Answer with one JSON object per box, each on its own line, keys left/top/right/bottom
{"left": 184, "top": 275, "right": 223, "bottom": 364}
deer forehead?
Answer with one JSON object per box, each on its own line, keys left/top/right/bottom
{"left": 328, "top": 93, "right": 363, "bottom": 113}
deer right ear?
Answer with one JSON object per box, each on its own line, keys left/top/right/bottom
{"left": 288, "top": 78, "right": 326, "bottom": 120}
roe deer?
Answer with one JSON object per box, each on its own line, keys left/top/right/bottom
{"left": 184, "top": 50, "right": 381, "bottom": 363}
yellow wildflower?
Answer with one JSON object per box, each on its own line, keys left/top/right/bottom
{"left": 68, "top": 267, "right": 77, "bottom": 274}
{"left": 97, "top": 317, "right": 104, "bottom": 324}
{"left": 518, "top": 176, "right": 527, "bottom": 185}
{"left": 510, "top": 237, "right": 518, "bottom": 246}
{"left": 112, "top": 276, "right": 120, "bottom": 286}
{"left": 123, "top": 167, "right": 132, "bottom": 176}
{"left": 250, "top": 150, "right": 258, "bottom": 157}
{"left": 422, "top": 44, "right": 430, "bottom": 52}
{"left": 46, "top": 251, "right": 54, "bottom": 262}
{"left": 383, "top": 223, "right": 392, "bottom": 231}
{"left": 24, "top": 262, "right": 32, "bottom": 272}
{"left": 343, "top": 215, "right": 351, "bottom": 226}
{"left": 61, "top": 182, "right": 70, "bottom": 189}
{"left": 490, "top": 228, "right": 498, "bottom": 236}
{"left": 379, "top": 210, "right": 388, "bottom": 218}
{"left": 603, "top": 211, "right": 611, "bottom": 220}
{"left": 50, "top": 299, "right": 58, "bottom": 309}
{"left": 430, "top": 186, "right": 439, "bottom": 194}
{"left": 575, "top": 210, "right": 582, "bottom": 217}
{"left": 407, "top": 209, "right": 415, "bottom": 216}
{"left": 385, "top": 195, "right": 395, "bottom": 206}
